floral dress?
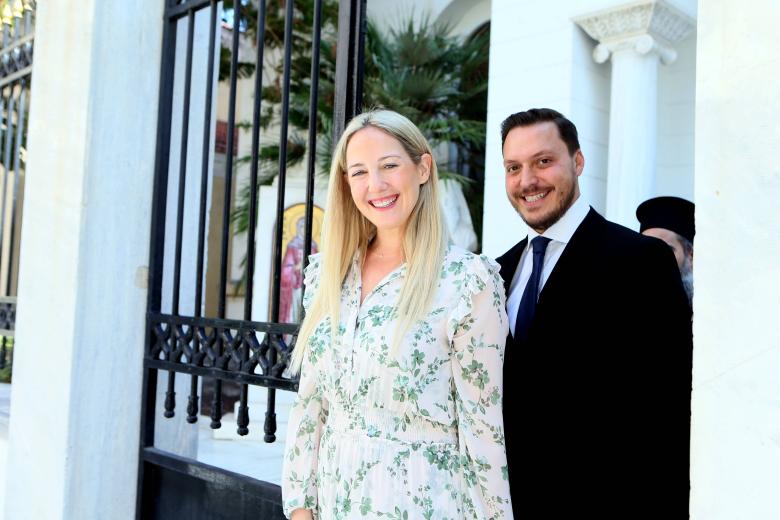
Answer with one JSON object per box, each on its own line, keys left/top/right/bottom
{"left": 282, "top": 246, "right": 512, "bottom": 519}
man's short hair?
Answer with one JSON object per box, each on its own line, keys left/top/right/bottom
{"left": 500, "top": 108, "right": 581, "bottom": 155}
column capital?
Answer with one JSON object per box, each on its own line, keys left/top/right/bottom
{"left": 573, "top": 0, "right": 694, "bottom": 65}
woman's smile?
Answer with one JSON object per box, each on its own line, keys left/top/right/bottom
{"left": 368, "top": 194, "right": 399, "bottom": 209}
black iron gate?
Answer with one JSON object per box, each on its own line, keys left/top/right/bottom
{"left": 0, "top": 2, "right": 35, "bottom": 376}
{"left": 139, "top": 0, "right": 365, "bottom": 518}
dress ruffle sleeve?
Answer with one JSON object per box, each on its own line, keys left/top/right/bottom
{"left": 282, "top": 252, "right": 328, "bottom": 519}
{"left": 450, "top": 254, "right": 513, "bottom": 519}
{"left": 301, "top": 253, "right": 321, "bottom": 312}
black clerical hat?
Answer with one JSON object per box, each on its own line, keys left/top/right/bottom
{"left": 636, "top": 196, "right": 695, "bottom": 242}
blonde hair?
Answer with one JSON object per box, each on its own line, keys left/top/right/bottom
{"left": 289, "top": 110, "right": 448, "bottom": 374}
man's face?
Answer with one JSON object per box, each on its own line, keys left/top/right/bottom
{"left": 642, "top": 227, "right": 686, "bottom": 270}
{"left": 503, "top": 122, "right": 584, "bottom": 233}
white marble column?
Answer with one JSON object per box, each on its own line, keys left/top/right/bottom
{"left": 575, "top": 1, "right": 694, "bottom": 228}
{"left": 692, "top": 1, "right": 780, "bottom": 517}
{"left": 3, "top": 1, "right": 163, "bottom": 518}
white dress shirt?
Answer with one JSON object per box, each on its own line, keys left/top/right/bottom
{"left": 507, "top": 195, "right": 591, "bottom": 337}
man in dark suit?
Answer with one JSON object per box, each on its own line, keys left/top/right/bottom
{"left": 497, "top": 108, "right": 692, "bottom": 517}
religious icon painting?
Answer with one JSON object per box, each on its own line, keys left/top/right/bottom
{"left": 276, "top": 203, "right": 323, "bottom": 324}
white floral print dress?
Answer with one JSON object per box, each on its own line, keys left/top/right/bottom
{"left": 282, "top": 246, "right": 512, "bottom": 519}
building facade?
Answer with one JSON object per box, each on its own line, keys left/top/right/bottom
{"left": 1, "top": 0, "right": 779, "bottom": 518}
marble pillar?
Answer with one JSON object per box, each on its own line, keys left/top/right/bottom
{"left": 575, "top": 0, "right": 694, "bottom": 228}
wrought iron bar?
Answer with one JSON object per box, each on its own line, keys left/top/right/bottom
{"left": 333, "top": 0, "right": 366, "bottom": 140}
{"left": 0, "top": 6, "right": 34, "bottom": 86}
{"left": 23, "top": 7, "right": 31, "bottom": 37}
{"left": 171, "top": 7, "right": 196, "bottom": 339}
{"left": 164, "top": 8, "right": 197, "bottom": 420}
{"left": 5, "top": 80, "right": 26, "bottom": 296}
{"left": 270, "top": 0, "right": 295, "bottom": 325}
{"left": 147, "top": 312, "right": 298, "bottom": 390}
{"left": 145, "top": 358, "right": 298, "bottom": 393}
{"left": 0, "top": 296, "right": 13, "bottom": 373}
{"left": 145, "top": 0, "right": 367, "bottom": 446}
{"left": 0, "top": 296, "right": 14, "bottom": 335}
{"left": 213, "top": 0, "right": 243, "bottom": 430}
{"left": 235, "top": 0, "right": 269, "bottom": 437}
{"left": 137, "top": 5, "right": 179, "bottom": 517}
{"left": 165, "top": 0, "right": 212, "bottom": 21}
{"left": 0, "top": 84, "right": 16, "bottom": 293}
{"left": 0, "top": 67, "right": 30, "bottom": 90}
{"left": 302, "top": 0, "right": 323, "bottom": 277}
{"left": 263, "top": 0, "right": 296, "bottom": 444}
{"left": 188, "top": 7, "right": 219, "bottom": 312}
{"left": 140, "top": 0, "right": 369, "bottom": 511}
{"left": 0, "top": 0, "right": 33, "bottom": 389}
{"left": 0, "top": 93, "right": 6, "bottom": 290}
{"left": 0, "top": 34, "right": 33, "bottom": 88}
{"left": 150, "top": 312, "right": 299, "bottom": 333}
{"left": 188, "top": 0, "right": 219, "bottom": 425}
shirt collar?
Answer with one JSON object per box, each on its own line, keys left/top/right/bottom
{"left": 526, "top": 194, "right": 590, "bottom": 245}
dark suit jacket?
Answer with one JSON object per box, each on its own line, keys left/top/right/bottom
{"left": 497, "top": 208, "right": 692, "bottom": 518}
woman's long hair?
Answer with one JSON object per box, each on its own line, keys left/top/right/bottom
{"left": 289, "top": 110, "right": 448, "bottom": 374}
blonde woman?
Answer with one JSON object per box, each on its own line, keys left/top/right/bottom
{"left": 282, "top": 110, "right": 512, "bottom": 520}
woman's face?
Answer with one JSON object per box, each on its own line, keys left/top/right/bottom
{"left": 344, "top": 126, "right": 431, "bottom": 235}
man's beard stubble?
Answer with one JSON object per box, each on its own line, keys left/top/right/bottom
{"left": 512, "top": 174, "right": 577, "bottom": 233}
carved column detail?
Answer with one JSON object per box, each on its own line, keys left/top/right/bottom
{"left": 574, "top": 1, "right": 694, "bottom": 228}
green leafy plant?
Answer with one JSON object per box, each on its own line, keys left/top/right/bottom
{"left": 363, "top": 15, "right": 489, "bottom": 179}
{"left": 224, "top": 1, "right": 489, "bottom": 287}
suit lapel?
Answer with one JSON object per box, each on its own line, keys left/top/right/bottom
{"left": 536, "top": 208, "right": 602, "bottom": 310}
{"left": 496, "top": 238, "right": 528, "bottom": 298}
{"left": 497, "top": 208, "right": 605, "bottom": 340}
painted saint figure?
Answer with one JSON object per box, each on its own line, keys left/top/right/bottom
{"left": 280, "top": 216, "right": 318, "bottom": 324}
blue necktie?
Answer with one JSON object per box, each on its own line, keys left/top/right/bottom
{"left": 515, "top": 236, "right": 552, "bottom": 342}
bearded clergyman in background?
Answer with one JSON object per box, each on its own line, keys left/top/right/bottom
{"left": 636, "top": 196, "right": 695, "bottom": 308}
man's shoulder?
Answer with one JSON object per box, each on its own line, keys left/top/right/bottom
{"left": 581, "top": 210, "right": 668, "bottom": 259}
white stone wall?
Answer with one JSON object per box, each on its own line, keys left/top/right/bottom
{"left": 656, "top": 34, "right": 696, "bottom": 200}
{"left": 570, "top": 22, "right": 612, "bottom": 216}
{"left": 482, "top": 0, "right": 697, "bottom": 256}
{"left": 7, "top": 1, "right": 765, "bottom": 517}
{"left": 368, "top": 0, "right": 490, "bottom": 39}
{"left": 367, "top": 0, "right": 453, "bottom": 32}
{"left": 2, "top": 1, "right": 163, "bottom": 518}
{"left": 690, "top": 1, "right": 780, "bottom": 518}
{"left": 436, "top": 0, "right": 491, "bottom": 36}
